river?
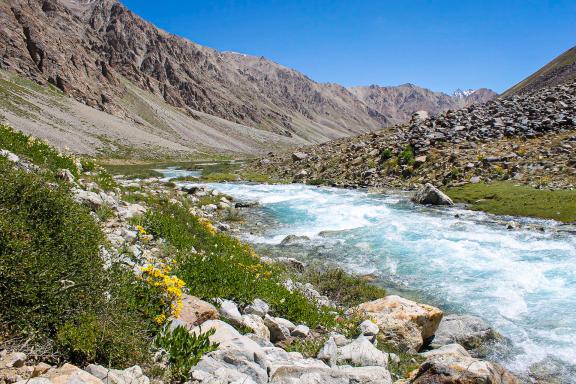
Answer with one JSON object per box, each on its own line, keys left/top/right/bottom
{"left": 168, "top": 171, "right": 576, "bottom": 382}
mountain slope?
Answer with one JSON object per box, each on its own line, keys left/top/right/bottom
{"left": 502, "top": 46, "right": 576, "bottom": 97}
{"left": 349, "top": 84, "right": 497, "bottom": 123}
{"left": 0, "top": 0, "right": 495, "bottom": 157}
{"left": 0, "top": 0, "right": 387, "bottom": 143}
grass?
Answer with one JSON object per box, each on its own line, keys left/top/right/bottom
{"left": 200, "top": 172, "right": 239, "bottom": 182}
{"left": 284, "top": 336, "right": 328, "bottom": 358}
{"left": 298, "top": 264, "right": 386, "bottom": 307}
{"left": 446, "top": 181, "right": 576, "bottom": 223}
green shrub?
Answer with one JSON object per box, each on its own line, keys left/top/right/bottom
{"left": 379, "top": 148, "right": 393, "bottom": 163}
{"left": 0, "top": 162, "right": 162, "bottom": 367}
{"left": 0, "top": 124, "right": 78, "bottom": 175}
{"left": 153, "top": 324, "right": 218, "bottom": 382}
{"left": 399, "top": 145, "right": 415, "bottom": 165}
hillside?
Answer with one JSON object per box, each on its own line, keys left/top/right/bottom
{"left": 0, "top": 0, "right": 494, "bottom": 158}
{"left": 502, "top": 45, "right": 576, "bottom": 97}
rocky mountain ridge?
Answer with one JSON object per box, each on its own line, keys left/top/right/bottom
{"left": 1, "top": 0, "right": 495, "bottom": 156}
{"left": 349, "top": 84, "right": 496, "bottom": 124}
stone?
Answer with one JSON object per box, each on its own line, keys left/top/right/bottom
{"left": 356, "top": 295, "right": 443, "bottom": 353}
{"left": 411, "top": 183, "right": 454, "bottom": 206}
{"left": 73, "top": 189, "right": 104, "bottom": 210}
{"left": 218, "top": 299, "right": 243, "bottom": 327}
{"left": 336, "top": 335, "right": 388, "bottom": 367}
{"left": 267, "top": 357, "right": 332, "bottom": 383}
{"left": 261, "top": 257, "right": 306, "bottom": 273}
{"left": 292, "top": 152, "right": 308, "bottom": 162}
{"left": 242, "top": 314, "right": 271, "bottom": 341}
{"left": 359, "top": 319, "right": 379, "bottom": 336}
{"left": 408, "top": 344, "right": 519, "bottom": 383}
{"left": 431, "top": 314, "right": 501, "bottom": 355}
{"left": 264, "top": 315, "right": 293, "bottom": 343}
{"left": 280, "top": 235, "right": 311, "bottom": 245}
{"left": 470, "top": 176, "right": 481, "bottom": 183}
{"left": 333, "top": 366, "right": 392, "bottom": 384}
{"left": 0, "top": 149, "right": 20, "bottom": 163}
{"left": 291, "top": 324, "right": 310, "bottom": 338}
{"left": 176, "top": 294, "right": 219, "bottom": 328}
{"left": 0, "top": 352, "right": 27, "bottom": 368}
{"left": 317, "top": 337, "right": 338, "bottom": 367}
{"left": 244, "top": 298, "right": 270, "bottom": 318}
{"left": 56, "top": 169, "right": 75, "bottom": 183}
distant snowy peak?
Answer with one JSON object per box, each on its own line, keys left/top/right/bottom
{"left": 452, "top": 88, "right": 477, "bottom": 98}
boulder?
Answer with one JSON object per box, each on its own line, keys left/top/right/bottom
{"left": 56, "top": 169, "right": 75, "bottom": 183}
{"left": 18, "top": 363, "right": 103, "bottom": 384}
{"left": 176, "top": 294, "right": 219, "bottom": 328}
{"left": 359, "top": 319, "right": 379, "bottom": 337}
{"left": 356, "top": 295, "right": 443, "bottom": 353}
{"left": 280, "top": 235, "right": 311, "bottom": 246}
{"left": 73, "top": 189, "right": 104, "bottom": 210}
{"left": 264, "top": 315, "right": 293, "bottom": 343}
{"left": 408, "top": 344, "right": 519, "bottom": 383}
{"left": 242, "top": 314, "right": 271, "bottom": 341}
{"left": 218, "top": 299, "right": 243, "bottom": 327}
{"left": 432, "top": 314, "right": 501, "bottom": 355}
{"left": 336, "top": 335, "right": 388, "bottom": 367}
{"left": 317, "top": 337, "right": 338, "bottom": 367}
{"left": 333, "top": 366, "right": 392, "bottom": 384}
{"left": 244, "top": 298, "right": 270, "bottom": 318}
{"left": 411, "top": 183, "right": 454, "bottom": 206}
{"left": 291, "top": 324, "right": 310, "bottom": 338}
{"left": 292, "top": 152, "right": 308, "bottom": 162}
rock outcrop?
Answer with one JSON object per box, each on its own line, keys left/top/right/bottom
{"left": 411, "top": 183, "right": 454, "bottom": 206}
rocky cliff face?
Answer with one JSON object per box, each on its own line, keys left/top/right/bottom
{"left": 349, "top": 84, "right": 497, "bottom": 124}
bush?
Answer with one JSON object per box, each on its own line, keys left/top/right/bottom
{"left": 399, "top": 145, "right": 415, "bottom": 165}
{"left": 0, "top": 162, "right": 163, "bottom": 367}
{"left": 379, "top": 148, "right": 393, "bottom": 163}
{"left": 0, "top": 124, "right": 78, "bottom": 175}
{"left": 153, "top": 324, "right": 218, "bottom": 382}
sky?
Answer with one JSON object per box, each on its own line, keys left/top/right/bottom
{"left": 120, "top": 0, "right": 576, "bottom": 94}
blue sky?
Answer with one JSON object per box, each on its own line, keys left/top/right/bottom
{"left": 121, "top": 0, "right": 575, "bottom": 94}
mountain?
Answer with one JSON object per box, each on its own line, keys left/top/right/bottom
{"left": 348, "top": 84, "right": 497, "bottom": 124}
{"left": 0, "top": 0, "right": 494, "bottom": 157}
{"left": 502, "top": 45, "right": 576, "bottom": 97}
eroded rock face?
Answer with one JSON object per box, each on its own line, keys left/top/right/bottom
{"left": 407, "top": 344, "right": 519, "bottom": 384}
{"left": 175, "top": 294, "right": 219, "bottom": 329}
{"left": 356, "top": 295, "right": 443, "bottom": 352}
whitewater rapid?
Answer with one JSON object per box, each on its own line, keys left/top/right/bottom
{"left": 182, "top": 180, "right": 576, "bottom": 381}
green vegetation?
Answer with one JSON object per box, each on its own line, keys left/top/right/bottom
{"left": 0, "top": 124, "right": 79, "bottom": 175}
{"left": 446, "top": 181, "right": 576, "bottom": 223}
{"left": 0, "top": 162, "right": 163, "bottom": 367}
{"left": 299, "top": 264, "right": 386, "bottom": 307}
{"left": 200, "top": 172, "right": 239, "bottom": 182}
{"left": 399, "top": 145, "right": 415, "bottom": 165}
{"left": 135, "top": 201, "right": 339, "bottom": 329}
{"left": 153, "top": 324, "right": 218, "bottom": 382}
{"left": 379, "top": 148, "right": 393, "bottom": 163}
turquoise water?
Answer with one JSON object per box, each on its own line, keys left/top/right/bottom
{"left": 158, "top": 163, "right": 575, "bottom": 380}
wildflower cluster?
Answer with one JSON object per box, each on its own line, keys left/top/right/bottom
{"left": 135, "top": 225, "right": 153, "bottom": 242}
{"left": 237, "top": 262, "right": 273, "bottom": 280}
{"left": 140, "top": 262, "right": 186, "bottom": 324}
{"left": 197, "top": 217, "right": 217, "bottom": 235}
